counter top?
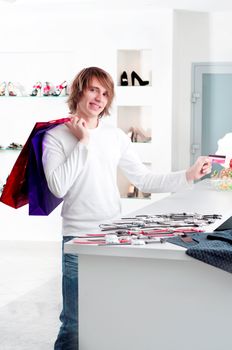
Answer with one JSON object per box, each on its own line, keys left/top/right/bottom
{"left": 64, "top": 179, "right": 232, "bottom": 260}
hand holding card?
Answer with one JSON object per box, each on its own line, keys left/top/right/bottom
{"left": 208, "top": 154, "right": 226, "bottom": 165}
{"left": 186, "top": 156, "right": 212, "bottom": 182}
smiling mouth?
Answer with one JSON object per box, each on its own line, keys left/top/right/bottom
{"left": 90, "top": 103, "right": 101, "bottom": 109}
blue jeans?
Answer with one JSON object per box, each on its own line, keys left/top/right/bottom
{"left": 54, "top": 236, "right": 79, "bottom": 350}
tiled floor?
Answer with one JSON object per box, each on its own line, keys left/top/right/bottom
{"left": 0, "top": 240, "right": 62, "bottom": 349}
{"left": 0, "top": 240, "right": 61, "bottom": 306}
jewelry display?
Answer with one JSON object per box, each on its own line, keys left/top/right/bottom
{"left": 73, "top": 213, "right": 222, "bottom": 246}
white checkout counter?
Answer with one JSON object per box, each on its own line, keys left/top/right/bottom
{"left": 65, "top": 180, "right": 232, "bottom": 350}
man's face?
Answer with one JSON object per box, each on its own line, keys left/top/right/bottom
{"left": 77, "top": 77, "right": 109, "bottom": 118}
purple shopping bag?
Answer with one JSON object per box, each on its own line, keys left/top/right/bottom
{"left": 28, "top": 118, "right": 70, "bottom": 215}
{"left": 0, "top": 117, "right": 69, "bottom": 215}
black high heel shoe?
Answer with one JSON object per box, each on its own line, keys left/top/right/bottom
{"left": 120, "top": 71, "right": 128, "bottom": 86}
{"left": 131, "top": 71, "right": 149, "bottom": 86}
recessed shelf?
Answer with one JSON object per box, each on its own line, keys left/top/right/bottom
{"left": 117, "top": 106, "right": 152, "bottom": 152}
{"left": 116, "top": 47, "right": 154, "bottom": 201}
{"left": 117, "top": 49, "right": 152, "bottom": 87}
{"left": 117, "top": 162, "right": 152, "bottom": 198}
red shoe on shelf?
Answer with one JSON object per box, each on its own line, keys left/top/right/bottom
{"left": 30, "top": 81, "right": 42, "bottom": 96}
{"left": 8, "top": 82, "right": 17, "bottom": 96}
{"left": 52, "top": 80, "right": 68, "bottom": 96}
{"left": 0, "top": 81, "right": 6, "bottom": 96}
{"left": 43, "top": 81, "right": 53, "bottom": 96}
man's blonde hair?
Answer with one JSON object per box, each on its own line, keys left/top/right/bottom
{"left": 67, "top": 67, "right": 115, "bottom": 117}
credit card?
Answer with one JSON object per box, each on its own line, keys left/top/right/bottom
{"left": 208, "top": 154, "right": 226, "bottom": 164}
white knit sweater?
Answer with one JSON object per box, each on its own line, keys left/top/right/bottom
{"left": 42, "top": 120, "right": 190, "bottom": 236}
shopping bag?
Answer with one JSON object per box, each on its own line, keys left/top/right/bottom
{"left": 0, "top": 141, "right": 29, "bottom": 208}
{"left": 0, "top": 118, "right": 69, "bottom": 211}
{"left": 28, "top": 125, "right": 64, "bottom": 215}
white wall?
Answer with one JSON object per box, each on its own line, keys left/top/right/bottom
{"left": 208, "top": 12, "right": 232, "bottom": 59}
{"left": 0, "top": 5, "right": 174, "bottom": 240}
{"left": 172, "top": 10, "right": 211, "bottom": 170}
{"left": 172, "top": 10, "right": 232, "bottom": 171}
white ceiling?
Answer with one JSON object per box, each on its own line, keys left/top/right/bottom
{"left": 1, "top": 0, "right": 232, "bottom": 12}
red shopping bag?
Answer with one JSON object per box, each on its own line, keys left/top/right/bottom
{"left": 0, "top": 118, "right": 69, "bottom": 209}
{"left": 0, "top": 142, "right": 29, "bottom": 208}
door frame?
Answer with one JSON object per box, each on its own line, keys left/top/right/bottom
{"left": 191, "top": 62, "right": 232, "bottom": 164}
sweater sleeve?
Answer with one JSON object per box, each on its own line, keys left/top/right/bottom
{"left": 42, "top": 132, "right": 88, "bottom": 198}
{"left": 118, "top": 135, "right": 191, "bottom": 193}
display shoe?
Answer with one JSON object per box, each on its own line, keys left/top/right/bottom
{"left": 127, "top": 184, "right": 135, "bottom": 197}
{"left": 133, "top": 127, "right": 151, "bottom": 143}
{"left": 127, "top": 126, "right": 151, "bottom": 143}
{"left": 131, "top": 71, "right": 149, "bottom": 86}
{"left": 52, "top": 80, "right": 68, "bottom": 96}
{"left": 7, "top": 142, "right": 23, "bottom": 150}
{"left": 8, "top": 82, "right": 17, "bottom": 96}
{"left": 14, "top": 82, "right": 27, "bottom": 97}
{"left": 30, "top": 81, "right": 42, "bottom": 96}
{"left": 120, "top": 71, "right": 128, "bottom": 86}
{"left": 127, "top": 127, "right": 135, "bottom": 142}
{"left": 0, "top": 81, "right": 6, "bottom": 96}
{"left": 127, "top": 184, "right": 139, "bottom": 198}
{"left": 134, "top": 186, "right": 139, "bottom": 197}
{"left": 142, "top": 192, "right": 151, "bottom": 198}
{"left": 43, "top": 81, "right": 53, "bottom": 96}
{"left": 132, "top": 129, "right": 138, "bottom": 142}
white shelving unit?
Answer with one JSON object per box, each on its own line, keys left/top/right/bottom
{"left": 117, "top": 49, "right": 152, "bottom": 87}
{"left": 0, "top": 51, "right": 72, "bottom": 187}
{"left": 0, "top": 96, "right": 68, "bottom": 186}
{"left": 116, "top": 49, "right": 164, "bottom": 207}
{"left": 0, "top": 52, "right": 72, "bottom": 239}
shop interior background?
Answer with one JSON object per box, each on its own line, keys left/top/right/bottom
{"left": 1, "top": 0, "right": 232, "bottom": 241}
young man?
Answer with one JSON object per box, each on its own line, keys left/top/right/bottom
{"left": 42, "top": 67, "right": 211, "bottom": 350}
